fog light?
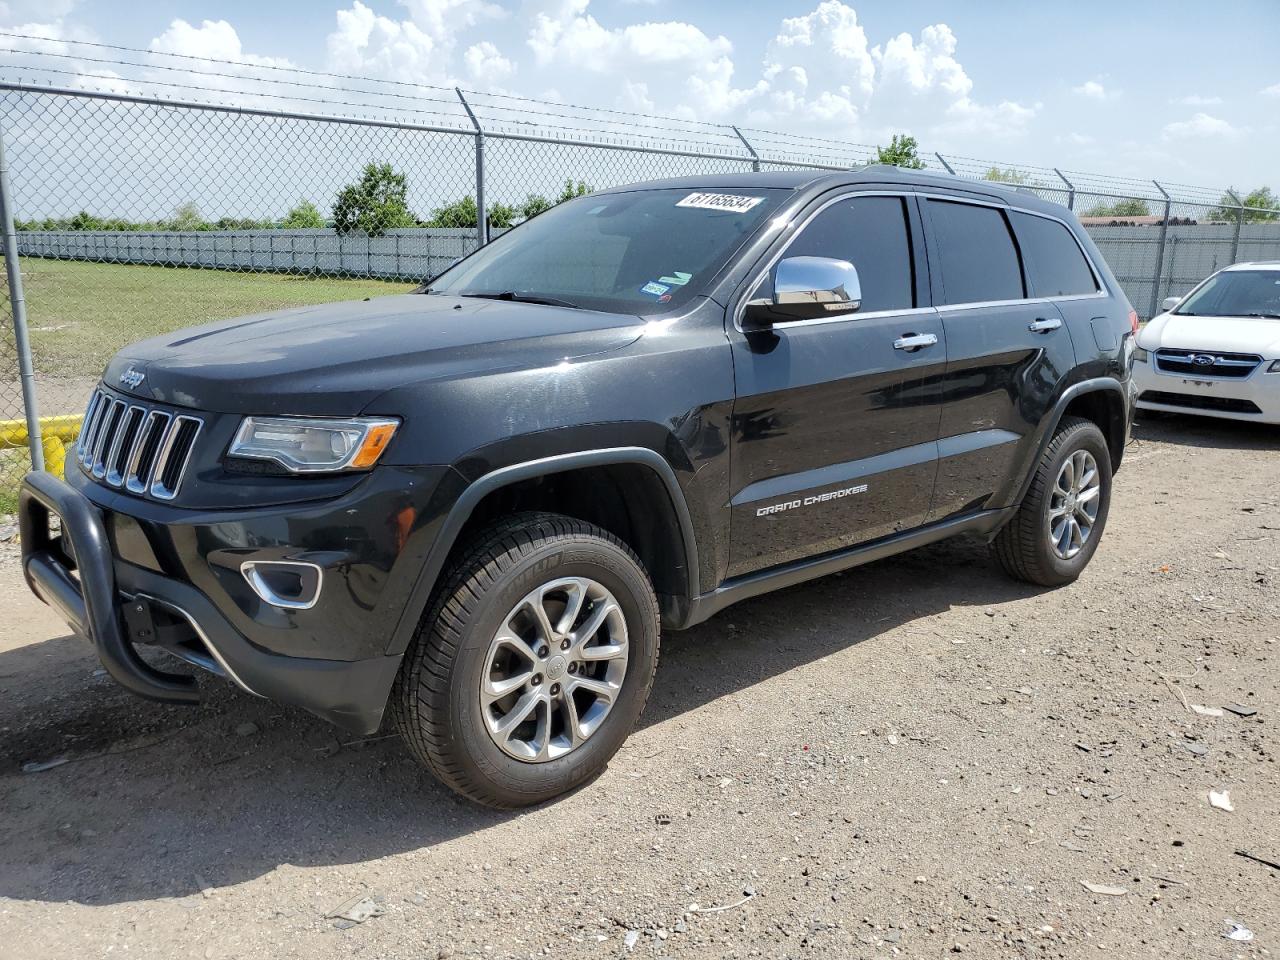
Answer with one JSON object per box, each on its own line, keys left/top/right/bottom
{"left": 241, "top": 560, "right": 323, "bottom": 610}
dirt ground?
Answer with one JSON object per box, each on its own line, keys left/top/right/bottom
{"left": 0, "top": 413, "right": 1276, "bottom": 960}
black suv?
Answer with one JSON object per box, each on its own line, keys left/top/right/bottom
{"left": 20, "top": 167, "right": 1137, "bottom": 807}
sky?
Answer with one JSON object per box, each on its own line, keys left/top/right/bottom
{"left": 0, "top": 0, "right": 1276, "bottom": 191}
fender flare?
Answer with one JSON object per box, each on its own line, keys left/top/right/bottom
{"left": 385, "top": 446, "right": 701, "bottom": 655}
{"left": 1009, "top": 376, "right": 1129, "bottom": 507}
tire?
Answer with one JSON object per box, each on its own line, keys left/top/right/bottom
{"left": 392, "top": 512, "right": 660, "bottom": 808}
{"left": 993, "top": 416, "right": 1113, "bottom": 587}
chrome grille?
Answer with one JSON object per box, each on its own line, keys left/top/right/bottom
{"left": 1155, "top": 348, "right": 1261, "bottom": 379}
{"left": 78, "top": 387, "right": 203, "bottom": 500}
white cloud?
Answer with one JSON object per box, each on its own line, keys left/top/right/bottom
{"left": 526, "top": 0, "right": 752, "bottom": 119}
{"left": 326, "top": 0, "right": 503, "bottom": 83}
{"left": 463, "top": 40, "right": 513, "bottom": 86}
{"left": 739, "top": 11, "right": 1037, "bottom": 141}
{"left": 400, "top": 0, "right": 503, "bottom": 38}
{"left": 1261, "top": 82, "right": 1280, "bottom": 98}
{"left": 0, "top": 18, "right": 133, "bottom": 94}
{"left": 758, "top": 1, "right": 874, "bottom": 123}
{"left": 1172, "top": 94, "right": 1221, "bottom": 106}
{"left": 0, "top": 0, "right": 78, "bottom": 22}
{"left": 1161, "top": 112, "right": 1242, "bottom": 140}
{"left": 872, "top": 23, "right": 1035, "bottom": 138}
{"left": 326, "top": 2, "right": 438, "bottom": 80}
{"left": 1072, "top": 79, "right": 1114, "bottom": 100}
{"left": 150, "top": 19, "right": 293, "bottom": 67}
{"left": 528, "top": 5, "right": 731, "bottom": 72}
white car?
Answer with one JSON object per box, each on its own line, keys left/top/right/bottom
{"left": 1134, "top": 261, "right": 1280, "bottom": 424}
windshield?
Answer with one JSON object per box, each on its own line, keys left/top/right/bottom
{"left": 425, "top": 187, "right": 788, "bottom": 314}
{"left": 1176, "top": 269, "right": 1280, "bottom": 319}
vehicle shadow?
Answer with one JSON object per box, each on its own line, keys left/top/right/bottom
{"left": 1131, "top": 412, "right": 1280, "bottom": 451}
{"left": 0, "top": 536, "right": 1039, "bottom": 906}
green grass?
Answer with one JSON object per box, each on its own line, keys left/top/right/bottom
{"left": 19, "top": 258, "right": 419, "bottom": 378}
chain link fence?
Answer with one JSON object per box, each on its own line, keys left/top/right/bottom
{"left": 1, "top": 81, "right": 1278, "bottom": 503}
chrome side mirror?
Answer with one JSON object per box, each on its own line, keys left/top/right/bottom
{"left": 743, "top": 256, "right": 862, "bottom": 328}
{"left": 1161, "top": 295, "right": 1182, "bottom": 313}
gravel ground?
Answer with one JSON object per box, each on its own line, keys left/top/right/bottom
{"left": 0, "top": 413, "right": 1276, "bottom": 960}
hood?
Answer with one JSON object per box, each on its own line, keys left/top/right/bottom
{"left": 103, "top": 294, "right": 643, "bottom": 415}
{"left": 1139, "top": 311, "right": 1280, "bottom": 357}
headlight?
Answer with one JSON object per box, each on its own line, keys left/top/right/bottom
{"left": 1133, "top": 347, "right": 1149, "bottom": 362}
{"left": 228, "top": 416, "right": 399, "bottom": 473}
{"left": 1269, "top": 360, "right": 1280, "bottom": 373}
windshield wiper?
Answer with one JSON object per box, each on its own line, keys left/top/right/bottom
{"left": 1245, "top": 311, "right": 1280, "bottom": 319}
{"left": 460, "top": 290, "right": 581, "bottom": 309}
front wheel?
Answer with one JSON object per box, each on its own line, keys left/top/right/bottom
{"left": 993, "top": 416, "right": 1113, "bottom": 587}
{"left": 392, "top": 513, "right": 660, "bottom": 808}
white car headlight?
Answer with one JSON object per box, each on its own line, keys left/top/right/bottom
{"left": 229, "top": 416, "right": 399, "bottom": 473}
{"left": 1133, "top": 347, "right": 1149, "bottom": 362}
{"left": 1269, "top": 360, "right": 1280, "bottom": 373}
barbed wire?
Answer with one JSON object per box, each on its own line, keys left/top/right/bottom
{"left": 0, "top": 34, "right": 1267, "bottom": 209}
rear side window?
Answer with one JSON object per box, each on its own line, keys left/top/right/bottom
{"left": 1011, "top": 212, "right": 1098, "bottom": 297}
{"left": 783, "top": 195, "right": 915, "bottom": 312}
{"left": 926, "top": 199, "right": 1024, "bottom": 304}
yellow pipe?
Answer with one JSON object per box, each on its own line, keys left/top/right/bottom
{"left": 1, "top": 414, "right": 83, "bottom": 479}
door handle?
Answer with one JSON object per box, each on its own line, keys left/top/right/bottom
{"left": 893, "top": 333, "right": 938, "bottom": 351}
{"left": 1028, "top": 317, "right": 1062, "bottom": 334}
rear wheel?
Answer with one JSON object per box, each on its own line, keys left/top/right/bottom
{"left": 393, "top": 512, "right": 659, "bottom": 808}
{"left": 993, "top": 416, "right": 1113, "bottom": 587}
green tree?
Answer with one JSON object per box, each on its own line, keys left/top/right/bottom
{"left": 332, "top": 162, "right": 415, "bottom": 236}
{"left": 1083, "top": 198, "right": 1151, "bottom": 218}
{"left": 557, "top": 179, "right": 592, "bottom": 202}
{"left": 874, "top": 134, "right": 925, "bottom": 170}
{"left": 69, "top": 210, "right": 104, "bottom": 231}
{"left": 282, "top": 199, "right": 326, "bottom": 229}
{"left": 426, "top": 195, "right": 479, "bottom": 228}
{"left": 519, "top": 194, "right": 552, "bottom": 220}
{"left": 1210, "top": 186, "right": 1279, "bottom": 223}
{"left": 216, "top": 216, "right": 273, "bottom": 230}
{"left": 487, "top": 201, "right": 518, "bottom": 229}
{"left": 166, "top": 201, "right": 208, "bottom": 232}
{"left": 984, "top": 166, "right": 1029, "bottom": 185}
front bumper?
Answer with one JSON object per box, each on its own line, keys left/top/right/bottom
{"left": 1133, "top": 359, "right": 1280, "bottom": 423}
{"left": 19, "top": 467, "right": 454, "bottom": 733}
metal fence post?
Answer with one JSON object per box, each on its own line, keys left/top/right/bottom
{"left": 1226, "top": 188, "right": 1243, "bottom": 264}
{"left": 456, "top": 88, "right": 487, "bottom": 247}
{"left": 0, "top": 118, "right": 43, "bottom": 472}
{"left": 1149, "top": 180, "right": 1172, "bottom": 319}
{"left": 730, "top": 126, "right": 760, "bottom": 172}
{"left": 1054, "top": 168, "right": 1075, "bottom": 211}
{"left": 934, "top": 153, "right": 956, "bottom": 175}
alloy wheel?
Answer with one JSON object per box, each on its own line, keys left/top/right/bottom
{"left": 480, "top": 577, "right": 629, "bottom": 762}
{"left": 1047, "top": 449, "right": 1101, "bottom": 560}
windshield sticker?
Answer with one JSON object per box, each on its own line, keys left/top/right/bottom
{"left": 659, "top": 271, "right": 693, "bottom": 286}
{"left": 640, "top": 281, "right": 670, "bottom": 297}
{"left": 676, "top": 192, "right": 764, "bottom": 213}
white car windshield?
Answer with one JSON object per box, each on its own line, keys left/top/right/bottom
{"left": 424, "top": 188, "right": 787, "bottom": 315}
{"left": 1176, "top": 269, "right": 1280, "bottom": 319}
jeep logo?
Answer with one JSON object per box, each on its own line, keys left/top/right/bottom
{"left": 119, "top": 367, "right": 146, "bottom": 389}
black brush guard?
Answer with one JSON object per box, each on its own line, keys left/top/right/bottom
{"left": 19, "top": 470, "right": 199, "bottom": 703}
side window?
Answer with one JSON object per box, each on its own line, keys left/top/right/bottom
{"left": 926, "top": 199, "right": 1024, "bottom": 305}
{"left": 782, "top": 196, "right": 915, "bottom": 312}
{"left": 1010, "top": 211, "right": 1099, "bottom": 297}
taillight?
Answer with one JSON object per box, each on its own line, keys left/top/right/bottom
{"left": 1128, "top": 309, "right": 1139, "bottom": 334}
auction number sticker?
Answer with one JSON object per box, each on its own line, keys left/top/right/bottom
{"left": 676, "top": 192, "right": 764, "bottom": 213}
